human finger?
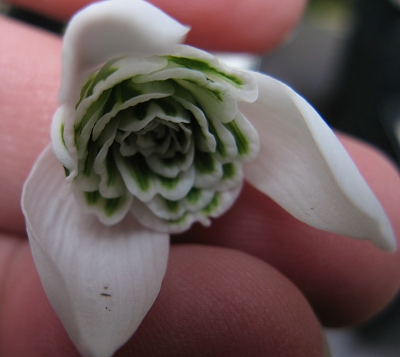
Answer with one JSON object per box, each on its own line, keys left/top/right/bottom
{"left": 177, "top": 135, "right": 400, "bottom": 327}
{"left": 0, "top": 237, "right": 324, "bottom": 356}
{"left": 0, "top": 17, "right": 60, "bottom": 235}
{"left": 5, "top": 0, "right": 306, "bottom": 52}
{"left": 2, "top": 9, "right": 400, "bottom": 330}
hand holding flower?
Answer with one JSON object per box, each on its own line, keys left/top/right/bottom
{"left": 1, "top": 1, "right": 400, "bottom": 356}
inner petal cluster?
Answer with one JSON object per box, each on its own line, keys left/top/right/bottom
{"left": 55, "top": 48, "right": 259, "bottom": 232}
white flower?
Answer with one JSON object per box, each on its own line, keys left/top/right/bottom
{"left": 21, "top": 1, "right": 396, "bottom": 357}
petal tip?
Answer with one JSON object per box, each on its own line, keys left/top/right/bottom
{"left": 241, "top": 71, "right": 397, "bottom": 253}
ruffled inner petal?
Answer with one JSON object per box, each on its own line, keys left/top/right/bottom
{"left": 59, "top": 47, "right": 259, "bottom": 230}
{"left": 161, "top": 45, "right": 259, "bottom": 102}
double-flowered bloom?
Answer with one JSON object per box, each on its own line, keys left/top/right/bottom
{"left": 21, "top": 1, "right": 396, "bottom": 357}
{"left": 53, "top": 45, "right": 259, "bottom": 232}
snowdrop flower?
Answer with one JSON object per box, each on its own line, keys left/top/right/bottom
{"left": 21, "top": 1, "right": 396, "bottom": 356}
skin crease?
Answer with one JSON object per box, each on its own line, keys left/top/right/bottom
{"left": 0, "top": 0, "right": 399, "bottom": 356}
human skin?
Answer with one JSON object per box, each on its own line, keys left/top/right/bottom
{"left": 0, "top": 1, "right": 400, "bottom": 356}
{"left": 3, "top": 0, "right": 304, "bottom": 52}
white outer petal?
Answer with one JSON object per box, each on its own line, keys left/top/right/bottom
{"left": 60, "top": 0, "right": 190, "bottom": 104}
{"left": 22, "top": 146, "right": 170, "bottom": 357}
{"left": 241, "top": 71, "right": 396, "bottom": 251}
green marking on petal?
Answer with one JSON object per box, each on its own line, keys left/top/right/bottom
{"left": 157, "top": 174, "right": 181, "bottom": 190}
{"left": 210, "top": 89, "right": 224, "bottom": 102}
{"left": 186, "top": 187, "right": 201, "bottom": 205}
{"left": 104, "top": 196, "right": 124, "bottom": 217}
{"left": 194, "top": 150, "right": 215, "bottom": 174}
{"left": 87, "top": 64, "right": 119, "bottom": 98}
{"left": 85, "top": 190, "right": 101, "bottom": 205}
{"left": 77, "top": 72, "right": 97, "bottom": 107}
{"left": 75, "top": 89, "right": 112, "bottom": 137}
{"left": 225, "top": 120, "right": 249, "bottom": 156}
{"left": 222, "top": 163, "right": 235, "bottom": 180}
{"left": 60, "top": 122, "right": 67, "bottom": 149}
{"left": 77, "top": 62, "right": 119, "bottom": 107}
{"left": 167, "top": 212, "right": 188, "bottom": 224}
{"left": 201, "top": 193, "right": 219, "bottom": 215}
{"left": 85, "top": 191, "right": 126, "bottom": 217}
{"left": 127, "top": 154, "right": 152, "bottom": 192}
{"left": 164, "top": 199, "right": 180, "bottom": 213}
{"left": 176, "top": 78, "right": 223, "bottom": 101}
{"left": 116, "top": 79, "right": 143, "bottom": 103}
{"left": 167, "top": 56, "right": 244, "bottom": 86}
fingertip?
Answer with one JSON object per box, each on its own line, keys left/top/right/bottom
{"left": 150, "top": 0, "right": 307, "bottom": 52}
{"left": 0, "top": 237, "right": 323, "bottom": 356}
{"left": 7, "top": 0, "right": 306, "bottom": 52}
{"left": 0, "top": 17, "right": 61, "bottom": 235}
{"left": 0, "top": 235, "right": 80, "bottom": 356}
{"left": 121, "top": 245, "right": 323, "bottom": 357}
{"left": 179, "top": 135, "right": 400, "bottom": 327}
{"left": 338, "top": 133, "right": 400, "bottom": 245}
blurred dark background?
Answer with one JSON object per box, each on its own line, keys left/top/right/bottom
{"left": 262, "top": 0, "right": 400, "bottom": 167}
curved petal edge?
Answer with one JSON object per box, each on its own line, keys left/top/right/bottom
{"left": 22, "top": 146, "right": 170, "bottom": 357}
{"left": 60, "top": 0, "right": 190, "bottom": 104}
{"left": 241, "top": 71, "right": 396, "bottom": 251}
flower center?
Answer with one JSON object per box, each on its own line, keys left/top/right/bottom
{"left": 58, "top": 50, "right": 259, "bottom": 231}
